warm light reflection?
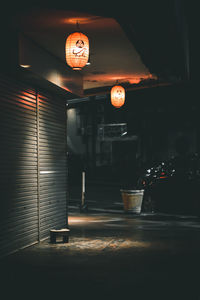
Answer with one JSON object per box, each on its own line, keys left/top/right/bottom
{"left": 48, "top": 236, "right": 151, "bottom": 251}
{"left": 20, "top": 64, "right": 31, "bottom": 68}
{"left": 83, "top": 73, "right": 157, "bottom": 90}
{"left": 68, "top": 216, "right": 122, "bottom": 224}
{"left": 128, "top": 78, "right": 143, "bottom": 84}
{"left": 58, "top": 216, "right": 152, "bottom": 251}
{"left": 61, "top": 86, "right": 73, "bottom": 93}
{"left": 47, "top": 72, "right": 62, "bottom": 86}
{"left": 37, "top": 93, "right": 46, "bottom": 105}
{"left": 20, "top": 95, "right": 35, "bottom": 103}
{"left": 63, "top": 16, "right": 101, "bottom": 25}
{"left": 17, "top": 91, "right": 36, "bottom": 110}
{"left": 38, "top": 75, "right": 77, "bottom": 95}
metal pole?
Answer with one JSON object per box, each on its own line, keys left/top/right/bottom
{"left": 81, "top": 171, "right": 85, "bottom": 206}
{"left": 80, "top": 171, "right": 87, "bottom": 212}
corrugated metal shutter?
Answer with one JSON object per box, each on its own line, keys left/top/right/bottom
{"left": 38, "top": 92, "right": 67, "bottom": 240}
{"left": 0, "top": 74, "right": 38, "bottom": 257}
{"left": 0, "top": 74, "right": 68, "bottom": 256}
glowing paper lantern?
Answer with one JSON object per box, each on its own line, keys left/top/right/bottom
{"left": 65, "top": 32, "right": 89, "bottom": 70}
{"left": 111, "top": 85, "right": 125, "bottom": 108}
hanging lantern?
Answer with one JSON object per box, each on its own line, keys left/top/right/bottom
{"left": 110, "top": 85, "right": 125, "bottom": 108}
{"left": 65, "top": 32, "right": 89, "bottom": 70}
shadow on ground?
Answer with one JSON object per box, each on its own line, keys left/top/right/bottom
{"left": 1, "top": 212, "right": 200, "bottom": 299}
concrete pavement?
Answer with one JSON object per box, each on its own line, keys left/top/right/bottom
{"left": 1, "top": 211, "right": 200, "bottom": 299}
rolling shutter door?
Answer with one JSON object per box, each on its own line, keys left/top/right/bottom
{"left": 38, "top": 92, "right": 67, "bottom": 240}
{"left": 0, "top": 74, "right": 38, "bottom": 257}
{"left": 0, "top": 74, "right": 68, "bottom": 256}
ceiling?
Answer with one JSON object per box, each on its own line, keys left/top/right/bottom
{"left": 5, "top": 0, "right": 190, "bottom": 97}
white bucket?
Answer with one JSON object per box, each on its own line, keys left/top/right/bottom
{"left": 120, "top": 189, "right": 144, "bottom": 214}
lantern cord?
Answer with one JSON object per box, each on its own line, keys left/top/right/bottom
{"left": 76, "top": 21, "right": 81, "bottom": 32}
{"left": 116, "top": 80, "right": 120, "bottom": 85}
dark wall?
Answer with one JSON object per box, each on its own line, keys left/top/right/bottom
{"left": 67, "top": 82, "right": 199, "bottom": 185}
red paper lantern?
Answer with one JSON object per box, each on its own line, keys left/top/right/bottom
{"left": 65, "top": 32, "right": 89, "bottom": 70}
{"left": 111, "top": 85, "right": 125, "bottom": 108}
